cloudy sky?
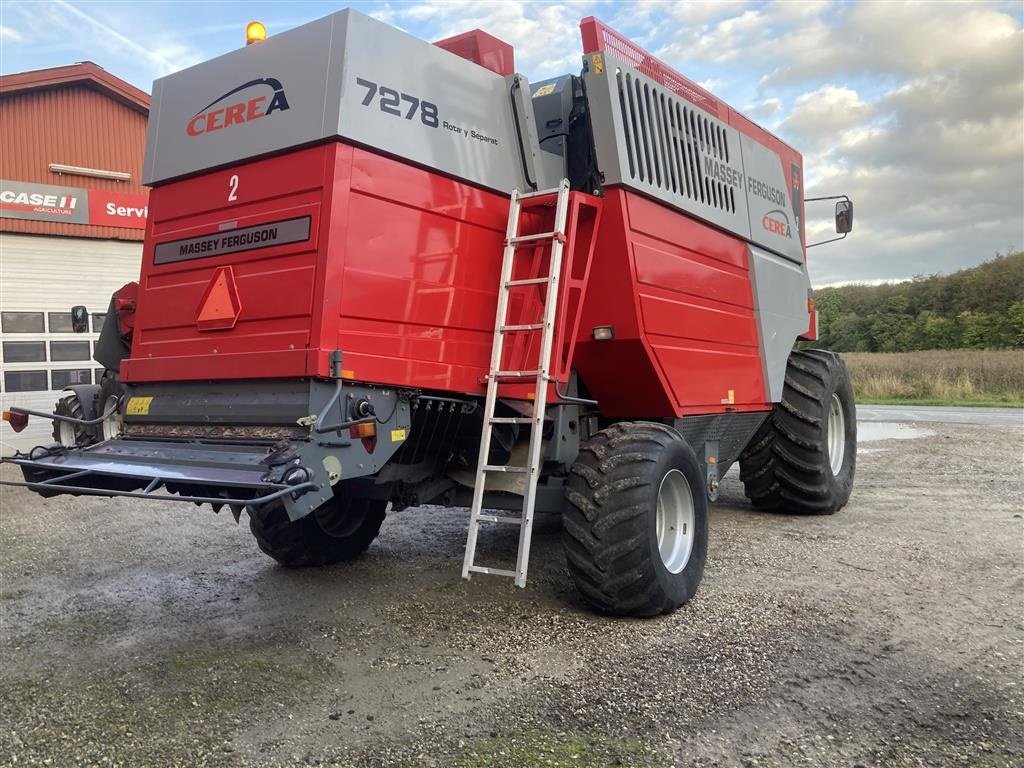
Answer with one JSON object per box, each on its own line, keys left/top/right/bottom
{"left": 1, "top": 0, "right": 1021, "bottom": 285}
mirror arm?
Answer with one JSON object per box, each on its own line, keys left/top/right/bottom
{"left": 804, "top": 194, "right": 851, "bottom": 203}
{"left": 807, "top": 232, "right": 849, "bottom": 249}
{"left": 804, "top": 193, "right": 852, "bottom": 248}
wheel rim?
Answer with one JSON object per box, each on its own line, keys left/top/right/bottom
{"left": 57, "top": 420, "right": 77, "bottom": 447}
{"left": 827, "top": 392, "right": 846, "bottom": 475}
{"left": 314, "top": 500, "right": 366, "bottom": 539}
{"left": 100, "top": 394, "right": 123, "bottom": 441}
{"left": 656, "top": 469, "right": 695, "bottom": 574}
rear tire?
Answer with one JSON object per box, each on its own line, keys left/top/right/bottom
{"left": 248, "top": 492, "right": 387, "bottom": 567}
{"left": 739, "top": 349, "right": 856, "bottom": 514}
{"left": 563, "top": 422, "right": 708, "bottom": 617}
{"left": 52, "top": 392, "right": 89, "bottom": 447}
{"left": 97, "top": 374, "right": 125, "bottom": 442}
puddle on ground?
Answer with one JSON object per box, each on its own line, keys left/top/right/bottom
{"left": 857, "top": 422, "right": 935, "bottom": 443}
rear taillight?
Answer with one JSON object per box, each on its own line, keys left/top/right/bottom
{"left": 2, "top": 410, "right": 29, "bottom": 433}
{"left": 349, "top": 421, "right": 376, "bottom": 439}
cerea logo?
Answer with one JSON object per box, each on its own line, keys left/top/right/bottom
{"left": 186, "top": 77, "right": 290, "bottom": 136}
{"left": 762, "top": 209, "right": 792, "bottom": 238}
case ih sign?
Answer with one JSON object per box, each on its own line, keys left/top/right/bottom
{"left": 0, "top": 179, "right": 148, "bottom": 229}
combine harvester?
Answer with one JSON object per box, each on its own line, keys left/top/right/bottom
{"left": 3, "top": 11, "right": 855, "bottom": 616}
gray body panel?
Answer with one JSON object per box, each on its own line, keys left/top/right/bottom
{"left": 748, "top": 245, "right": 812, "bottom": 401}
{"left": 143, "top": 10, "right": 539, "bottom": 193}
{"left": 582, "top": 52, "right": 803, "bottom": 264}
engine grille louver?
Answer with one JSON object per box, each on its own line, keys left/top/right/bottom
{"left": 615, "top": 71, "right": 736, "bottom": 214}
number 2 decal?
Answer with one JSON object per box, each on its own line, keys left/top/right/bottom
{"left": 228, "top": 174, "right": 239, "bottom": 202}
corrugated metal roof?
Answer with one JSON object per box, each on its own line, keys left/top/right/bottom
{"left": 0, "top": 61, "right": 150, "bottom": 114}
{"left": 1, "top": 68, "right": 150, "bottom": 242}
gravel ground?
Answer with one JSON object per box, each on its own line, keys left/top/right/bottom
{"left": 1, "top": 419, "right": 1022, "bottom": 768}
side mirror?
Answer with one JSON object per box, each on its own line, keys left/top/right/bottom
{"left": 71, "top": 305, "right": 89, "bottom": 333}
{"left": 835, "top": 200, "right": 853, "bottom": 234}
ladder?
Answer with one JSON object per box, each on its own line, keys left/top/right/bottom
{"left": 462, "top": 179, "right": 572, "bottom": 588}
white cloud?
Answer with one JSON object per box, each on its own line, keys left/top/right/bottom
{"left": 780, "top": 86, "right": 872, "bottom": 140}
{"left": 0, "top": 25, "right": 22, "bottom": 42}
{"left": 644, "top": 0, "right": 1023, "bottom": 282}
{"left": 373, "top": 1, "right": 582, "bottom": 79}
{"left": 744, "top": 97, "right": 782, "bottom": 120}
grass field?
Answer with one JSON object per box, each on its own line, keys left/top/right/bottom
{"left": 841, "top": 349, "right": 1024, "bottom": 406}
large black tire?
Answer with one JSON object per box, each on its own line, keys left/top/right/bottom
{"left": 563, "top": 422, "right": 709, "bottom": 617}
{"left": 248, "top": 493, "right": 387, "bottom": 567}
{"left": 52, "top": 392, "right": 90, "bottom": 447}
{"left": 740, "top": 349, "right": 856, "bottom": 514}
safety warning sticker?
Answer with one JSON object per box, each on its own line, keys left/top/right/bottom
{"left": 126, "top": 396, "right": 154, "bottom": 416}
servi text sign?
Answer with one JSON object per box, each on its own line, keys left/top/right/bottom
{"left": 0, "top": 179, "right": 148, "bottom": 230}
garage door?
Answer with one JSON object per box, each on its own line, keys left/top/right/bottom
{"left": 0, "top": 233, "right": 141, "bottom": 454}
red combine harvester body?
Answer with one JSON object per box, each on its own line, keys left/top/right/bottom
{"left": 3, "top": 11, "right": 856, "bottom": 616}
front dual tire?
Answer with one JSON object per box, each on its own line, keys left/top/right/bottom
{"left": 740, "top": 349, "right": 857, "bottom": 515}
{"left": 248, "top": 492, "right": 387, "bottom": 567}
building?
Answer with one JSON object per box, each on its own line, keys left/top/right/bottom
{"left": 1, "top": 62, "right": 149, "bottom": 453}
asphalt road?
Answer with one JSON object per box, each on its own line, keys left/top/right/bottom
{"left": 1, "top": 411, "right": 1022, "bottom": 767}
{"left": 856, "top": 403, "right": 1023, "bottom": 427}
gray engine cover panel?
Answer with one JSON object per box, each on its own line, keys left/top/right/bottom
{"left": 582, "top": 51, "right": 804, "bottom": 264}
{"left": 144, "top": 10, "right": 537, "bottom": 194}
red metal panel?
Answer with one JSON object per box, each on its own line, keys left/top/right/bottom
{"left": 632, "top": 241, "right": 750, "bottom": 308}
{"left": 647, "top": 338, "right": 766, "bottom": 411}
{"left": 575, "top": 188, "right": 769, "bottom": 417}
{"left": 122, "top": 147, "right": 329, "bottom": 382}
{"left": 0, "top": 83, "right": 149, "bottom": 241}
{"left": 638, "top": 291, "right": 755, "bottom": 349}
{"left": 122, "top": 143, "right": 514, "bottom": 387}
{"left": 625, "top": 190, "right": 767, "bottom": 410}
{"left": 331, "top": 147, "right": 509, "bottom": 391}
{"left": 574, "top": 189, "right": 677, "bottom": 416}
{"left": 626, "top": 192, "right": 748, "bottom": 271}
{"left": 433, "top": 29, "right": 515, "bottom": 76}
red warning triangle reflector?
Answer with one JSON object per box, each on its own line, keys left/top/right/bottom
{"left": 196, "top": 266, "right": 242, "bottom": 331}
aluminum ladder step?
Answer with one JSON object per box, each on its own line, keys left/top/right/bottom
{"left": 499, "top": 323, "right": 544, "bottom": 332}
{"left": 462, "top": 178, "right": 572, "bottom": 590}
{"left": 477, "top": 514, "right": 523, "bottom": 525}
{"left": 493, "top": 370, "right": 543, "bottom": 379}
{"left": 508, "top": 231, "right": 563, "bottom": 245}
{"left": 505, "top": 277, "right": 550, "bottom": 287}
{"left": 466, "top": 565, "right": 517, "bottom": 578}
{"left": 481, "top": 464, "right": 530, "bottom": 474}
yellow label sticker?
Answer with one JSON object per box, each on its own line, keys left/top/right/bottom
{"left": 391, "top": 428, "right": 407, "bottom": 442}
{"left": 592, "top": 54, "right": 604, "bottom": 74}
{"left": 728, "top": 389, "right": 735, "bottom": 404}
{"left": 533, "top": 84, "right": 556, "bottom": 98}
{"left": 126, "top": 396, "right": 153, "bottom": 416}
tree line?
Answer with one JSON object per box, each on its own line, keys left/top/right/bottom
{"left": 813, "top": 251, "right": 1024, "bottom": 352}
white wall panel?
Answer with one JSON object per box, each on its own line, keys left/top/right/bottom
{"left": 0, "top": 233, "right": 141, "bottom": 454}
